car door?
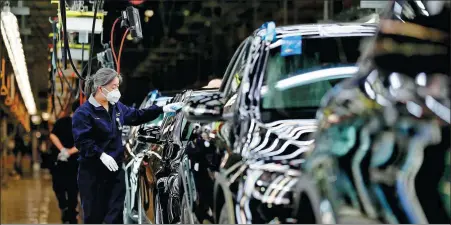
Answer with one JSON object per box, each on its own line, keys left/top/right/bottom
{"left": 217, "top": 37, "right": 253, "bottom": 151}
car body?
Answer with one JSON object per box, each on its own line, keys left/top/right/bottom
{"left": 153, "top": 89, "right": 219, "bottom": 224}
{"left": 183, "top": 21, "right": 378, "bottom": 223}
{"left": 123, "top": 89, "right": 219, "bottom": 224}
{"left": 298, "top": 0, "right": 450, "bottom": 224}
{"left": 123, "top": 90, "right": 172, "bottom": 224}
{"left": 122, "top": 90, "right": 172, "bottom": 147}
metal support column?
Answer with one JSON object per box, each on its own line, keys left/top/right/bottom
{"left": 323, "top": 0, "right": 329, "bottom": 20}
{"left": 330, "top": 0, "right": 334, "bottom": 20}
{"left": 31, "top": 130, "right": 40, "bottom": 176}
{"left": 283, "top": 0, "right": 288, "bottom": 25}
{"left": 211, "top": 26, "right": 216, "bottom": 79}
{"left": 253, "top": 0, "right": 257, "bottom": 29}
{"left": 294, "top": 2, "right": 298, "bottom": 24}
{"left": 1, "top": 116, "right": 7, "bottom": 187}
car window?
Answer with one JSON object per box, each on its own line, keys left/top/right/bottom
{"left": 219, "top": 38, "right": 248, "bottom": 93}
{"left": 223, "top": 37, "right": 252, "bottom": 97}
{"left": 262, "top": 36, "right": 363, "bottom": 109}
{"left": 139, "top": 96, "right": 148, "bottom": 109}
{"left": 259, "top": 36, "right": 366, "bottom": 122}
{"left": 180, "top": 117, "right": 194, "bottom": 142}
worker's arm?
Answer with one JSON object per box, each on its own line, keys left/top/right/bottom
{"left": 118, "top": 101, "right": 164, "bottom": 126}
{"left": 49, "top": 133, "right": 65, "bottom": 151}
{"left": 50, "top": 119, "right": 78, "bottom": 155}
{"left": 72, "top": 110, "right": 104, "bottom": 158}
{"left": 68, "top": 147, "right": 79, "bottom": 155}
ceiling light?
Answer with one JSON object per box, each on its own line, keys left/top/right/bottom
{"left": 31, "top": 115, "right": 41, "bottom": 125}
{"left": 416, "top": 72, "right": 427, "bottom": 86}
{"left": 127, "top": 33, "right": 133, "bottom": 41}
{"left": 1, "top": 9, "right": 37, "bottom": 115}
{"left": 145, "top": 10, "right": 154, "bottom": 18}
{"left": 129, "top": 0, "right": 145, "bottom": 6}
{"left": 42, "top": 112, "right": 50, "bottom": 121}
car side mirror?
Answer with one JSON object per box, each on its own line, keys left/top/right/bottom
{"left": 137, "top": 126, "right": 161, "bottom": 143}
{"left": 182, "top": 91, "right": 226, "bottom": 122}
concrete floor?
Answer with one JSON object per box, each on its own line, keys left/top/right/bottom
{"left": 0, "top": 174, "right": 74, "bottom": 224}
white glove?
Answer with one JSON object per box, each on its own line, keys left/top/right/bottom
{"left": 57, "top": 148, "right": 70, "bottom": 161}
{"left": 130, "top": 155, "right": 144, "bottom": 185}
{"left": 163, "top": 102, "right": 184, "bottom": 114}
{"left": 100, "top": 153, "right": 119, "bottom": 171}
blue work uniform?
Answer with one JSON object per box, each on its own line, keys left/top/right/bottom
{"left": 72, "top": 95, "right": 163, "bottom": 224}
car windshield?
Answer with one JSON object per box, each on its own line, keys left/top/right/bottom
{"left": 260, "top": 36, "right": 366, "bottom": 122}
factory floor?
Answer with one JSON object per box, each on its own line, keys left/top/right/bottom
{"left": 0, "top": 171, "right": 81, "bottom": 224}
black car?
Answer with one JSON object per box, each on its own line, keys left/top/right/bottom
{"left": 299, "top": 1, "right": 450, "bottom": 224}
{"left": 183, "top": 21, "right": 378, "bottom": 223}
{"left": 124, "top": 89, "right": 219, "bottom": 224}
{"left": 123, "top": 91, "right": 172, "bottom": 224}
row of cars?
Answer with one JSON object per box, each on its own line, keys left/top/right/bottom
{"left": 122, "top": 0, "right": 450, "bottom": 223}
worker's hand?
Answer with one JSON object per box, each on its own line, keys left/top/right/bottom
{"left": 163, "top": 102, "right": 184, "bottom": 117}
{"left": 163, "top": 102, "right": 184, "bottom": 113}
{"left": 130, "top": 155, "right": 144, "bottom": 185}
{"left": 57, "top": 148, "right": 70, "bottom": 161}
{"left": 100, "top": 153, "right": 119, "bottom": 172}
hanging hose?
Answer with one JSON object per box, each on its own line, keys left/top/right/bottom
{"left": 86, "top": 0, "right": 101, "bottom": 79}
{"left": 59, "top": 0, "right": 85, "bottom": 80}
{"left": 79, "top": 79, "right": 83, "bottom": 105}
{"left": 117, "top": 28, "right": 130, "bottom": 74}
{"left": 57, "top": 87, "right": 74, "bottom": 119}
{"left": 111, "top": 17, "right": 121, "bottom": 68}
{"left": 57, "top": 65, "right": 76, "bottom": 94}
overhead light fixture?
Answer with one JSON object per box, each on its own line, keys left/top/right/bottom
{"left": 144, "top": 9, "right": 154, "bottom": 18}
{"left": 129, "top": 0, "right": 145, "bottom": 6}
{"left": 31, "top": 115, "right": 42, "bottom": 125}
{"left": 42, "top": 112, "right": 50, "bottom": 121}
{"left": 0, "top": 6, "right": 37, "bottom": 115}
{"left": 126, "top": 33, "right": 133, "bottom": 41}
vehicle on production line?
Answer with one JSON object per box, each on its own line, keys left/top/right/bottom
{"left": 182, "top": 20, "right": 378, "bottom": 223}
{"left": 123, "top": 90, "right": 172, "bottom": 224}
{"left": 298, "top": 0, "right": 450, "bottom": 224}
{"left": 121, "top": 90, "right": 172, "bottom": 147}
{"left": 123, "top": 88, "right": 218, "bottom": 224}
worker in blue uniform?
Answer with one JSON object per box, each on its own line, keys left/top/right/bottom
{"left": 72, "top": 68, "right": 183, "bottom": 224}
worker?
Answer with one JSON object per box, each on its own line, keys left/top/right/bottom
{"left": 49, "top": 101, "right": 80, "bottom": 224}
{"left": 72, "top": 68, "right": 183, "bottom": 224}
{"left": 11, "top": 132, "right": 31, "bottom": 179}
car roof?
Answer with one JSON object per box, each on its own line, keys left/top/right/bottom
{"left": 155, "top": 96, "right": 172, "bottom": 101}
{"left": 192, "top": 88, "right": 218, "bottom": 96}
{"left": 254, "top": 22, "right": 378, "bottom": 39}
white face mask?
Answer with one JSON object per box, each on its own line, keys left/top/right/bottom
{"left": 102, "top": 87, "right": 121, "bottom": 104}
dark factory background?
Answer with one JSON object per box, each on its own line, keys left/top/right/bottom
{"left": 16, "top": 0, "right": 370, "bottom": 108}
